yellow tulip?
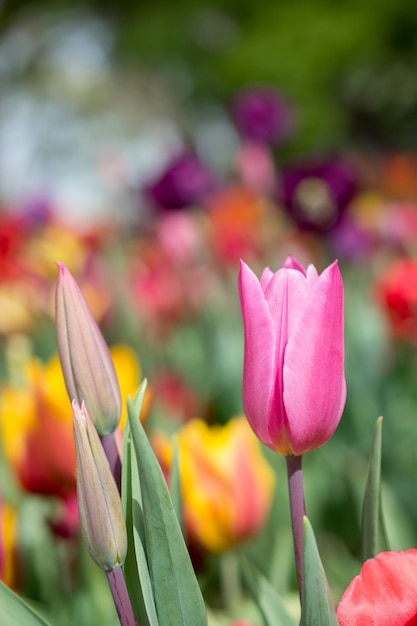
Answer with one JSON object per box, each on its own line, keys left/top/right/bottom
{"left": 155, "top": 417, "right": 275, "bottom": 553}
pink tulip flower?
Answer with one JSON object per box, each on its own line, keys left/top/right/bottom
{"left": 238, "top": 256, "right": 346, "bottom": 455}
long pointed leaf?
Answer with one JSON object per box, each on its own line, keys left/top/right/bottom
{"left": 241, "top": 557, "right": 296, "bottom": 626}
{"left": 300, "top": 517, "right": 338, "bottom": 626}
{"left": 361, "top": 416, "right": 389, "bottom": 561}
{"left": 127, "top": 384, "right": 207, "bottom": 626}
{"left": 169, "top": 441, "right": 183, "bottom": 530}
{"left": 0, "top": 581, "right": 52, "bottom": 626}
{"left": 122, "top": 388, "right": 159, "bottom": 626}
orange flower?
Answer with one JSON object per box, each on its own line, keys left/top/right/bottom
{"left": 206, "top": 186, "right": 269, "bottom": 264}
{"left": 155, "top": 417, "right": 275, "bottom": 553}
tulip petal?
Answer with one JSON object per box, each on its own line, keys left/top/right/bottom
{"left": 337, "top": 549, "right": 417, "bottom": 626}
{"left": 283, "top": 261, "right": 345, "bottom": 454}
{"left": 260, "top": 267, "right": 274, "bottom": 291}
{"left": 283, "top": 256, "right": 307, "bottom": 274}
{"left": 263, "top": 267, "right": 309, "bottom": 452}
{"left": 238, "top": 260, "right": 275, "bottom": 447}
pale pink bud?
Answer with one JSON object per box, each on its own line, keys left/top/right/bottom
{"left": 72, "top": 401, "right": 127, "bottom": 570}
{"left": 56, "top": 263, "right": 121, "bottom": 435}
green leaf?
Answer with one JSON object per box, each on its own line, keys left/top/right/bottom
{"left": 127, "top": 384, "right": 207, "bottom": 626}
{"left": 169, "top": 441, "right": 183, "bottom": 530}
{"left": 0, "top": 581, "right": 52, "bottom": 626}
{"left": 122, "top": 385, "right": 159, "bottom": 626}
{"left": 361, "top": 416, "right": 389, "bottom": 562}
{"left": 300, "top": 517, "right": 338, "bottom": 626}
{"left": 241, "top": 557, "right": 296, "bottom": 626}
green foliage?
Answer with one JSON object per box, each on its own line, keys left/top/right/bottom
{"left": 361, "top": 416, "right": 389, "bottom": 561}
{"left": 0, "top": 581, "right": 52, "bottom": 626}
{"left": 300, "top": 518, "right": 338, "bottom": 626}
{"left": 126, "top": 382, "right": 207, "bottom": 626}
{"left": 169, "top": 442, "right": 183, "bottom": 530}
{"left": 241, "top": 557, "right": 296, "bottom": 626}
{"left": 122, "top": 384, "right": 158, "bottom": 626}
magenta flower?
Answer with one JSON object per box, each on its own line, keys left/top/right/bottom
{"left": 144, "top": 152, "right": 216, "bottom": 211}
{"left": 238, "top": 256, "right": 346, "bottom": 455}
{"left": 232, "top": 87, "right": 297, "bottom": 145}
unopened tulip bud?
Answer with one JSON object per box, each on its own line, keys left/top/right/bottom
{"left": 56, "top": 263, "right": 121, "bottom": 435}
{"left": 239, "top": 256, "right": 346, "bottom": 456}
{"left": 72, "top": 401, "right": 127, "bottom": 570}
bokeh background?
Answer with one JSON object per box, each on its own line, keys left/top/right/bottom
{"left": 2, "top": 1, "right": 417, "bottom": 624}
{"left": 3, "top": 0, "right": 417, "bottom": 217}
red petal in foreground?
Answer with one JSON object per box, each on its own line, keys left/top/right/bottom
{"left": 337, "top": 549, "right": 417, "bottom": 626}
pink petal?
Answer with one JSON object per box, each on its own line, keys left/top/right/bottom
{"left": 238, "top": 260, "right": 275, "bottom": 447}
{"left": 283, "top": 260, "right": 345, "bottom": 454}
{"left": 263, "top": 268, "right": 309, "bottom": 452}
{"left": 283, "top": 256, "right": 307, "bottom": 274}
{"left": 260, "top": 266, "right": 274, "bottom": 292}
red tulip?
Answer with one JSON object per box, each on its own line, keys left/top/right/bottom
{"left": 337, "top": 549, "right": 417, "bottom": 626}
{"left": 238, "top": 256, "right": 345, "bottom": 455}
{"left": 375, "top": 258, "right": 417, "bottom": 342}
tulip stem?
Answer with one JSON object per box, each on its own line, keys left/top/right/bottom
{"left": 101, "top": 432, "right": 122, "bottom": 493}
{"left": 286, "top": 454, "right": 306, "bottom": 603}
{"left": 107, "top": 565, "right": 138, "bottom": 626}
{"left": 220, "top": 550, "right": 242, "bottom": 611}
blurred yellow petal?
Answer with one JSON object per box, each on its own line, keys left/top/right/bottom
{"left": 110, "top": 345, "right": 142, "bottom": 429}
{"left": 156, "top": 417, "right": 275, "bottom": 553}
{"left": 0, "top": 387, "right": 35, "bottom": 468}
{"left": 0, "top": 355, "right": 75, "bottom": 495}
{"left": 1, "top": 504, "right": 17, "bottom": 589}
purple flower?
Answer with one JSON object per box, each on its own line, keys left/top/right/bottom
{"left": 328, "top": 217, "right": 374, "bottom": 260}
{"left": 278, "top": 158, "right": 356, "bottom": 232}
{"left": 232, "top": 87, "right": 296, "bottom": 145}
{"left": 144, "top": 153, "right": 216, "bottom": 211}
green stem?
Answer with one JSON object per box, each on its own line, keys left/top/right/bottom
{"left": 106, "top": 565, "right": 138, "bottom": 626}
{"left": 286, "top": 454, "right": 306, "bottom": 602}
{"left": 220, "top": 551, "right": 242, "bottom": 612}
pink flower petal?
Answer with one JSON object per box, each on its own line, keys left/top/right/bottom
{"left": 282, "top": 261, "right": 345, "bottom": 454}
{"left": 263, "top": 267, "right": 309, "bottom": 452}
{"left": 260, "top": 266, "right": 274, "bottom": 291}
{"left": 238, "top": 260, "right": 275, "bottom": 447}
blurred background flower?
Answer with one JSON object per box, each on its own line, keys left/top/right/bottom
{"left": 0, "top": 343, "right": 141, "bottom": 505}
{"left": 144, "top": 153, "right": 216, "bottom": 211}
{"left": 278, "top": 158, "right": 357, "bottom": 232}
{"left": 231, "top": 87, "right": 297, "bottom": 146}
{"left": 154, "top": 417, "right": 275, "bottom": 553}
{"left": 375, "top": 258, "right": 417, "bottom": 343}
